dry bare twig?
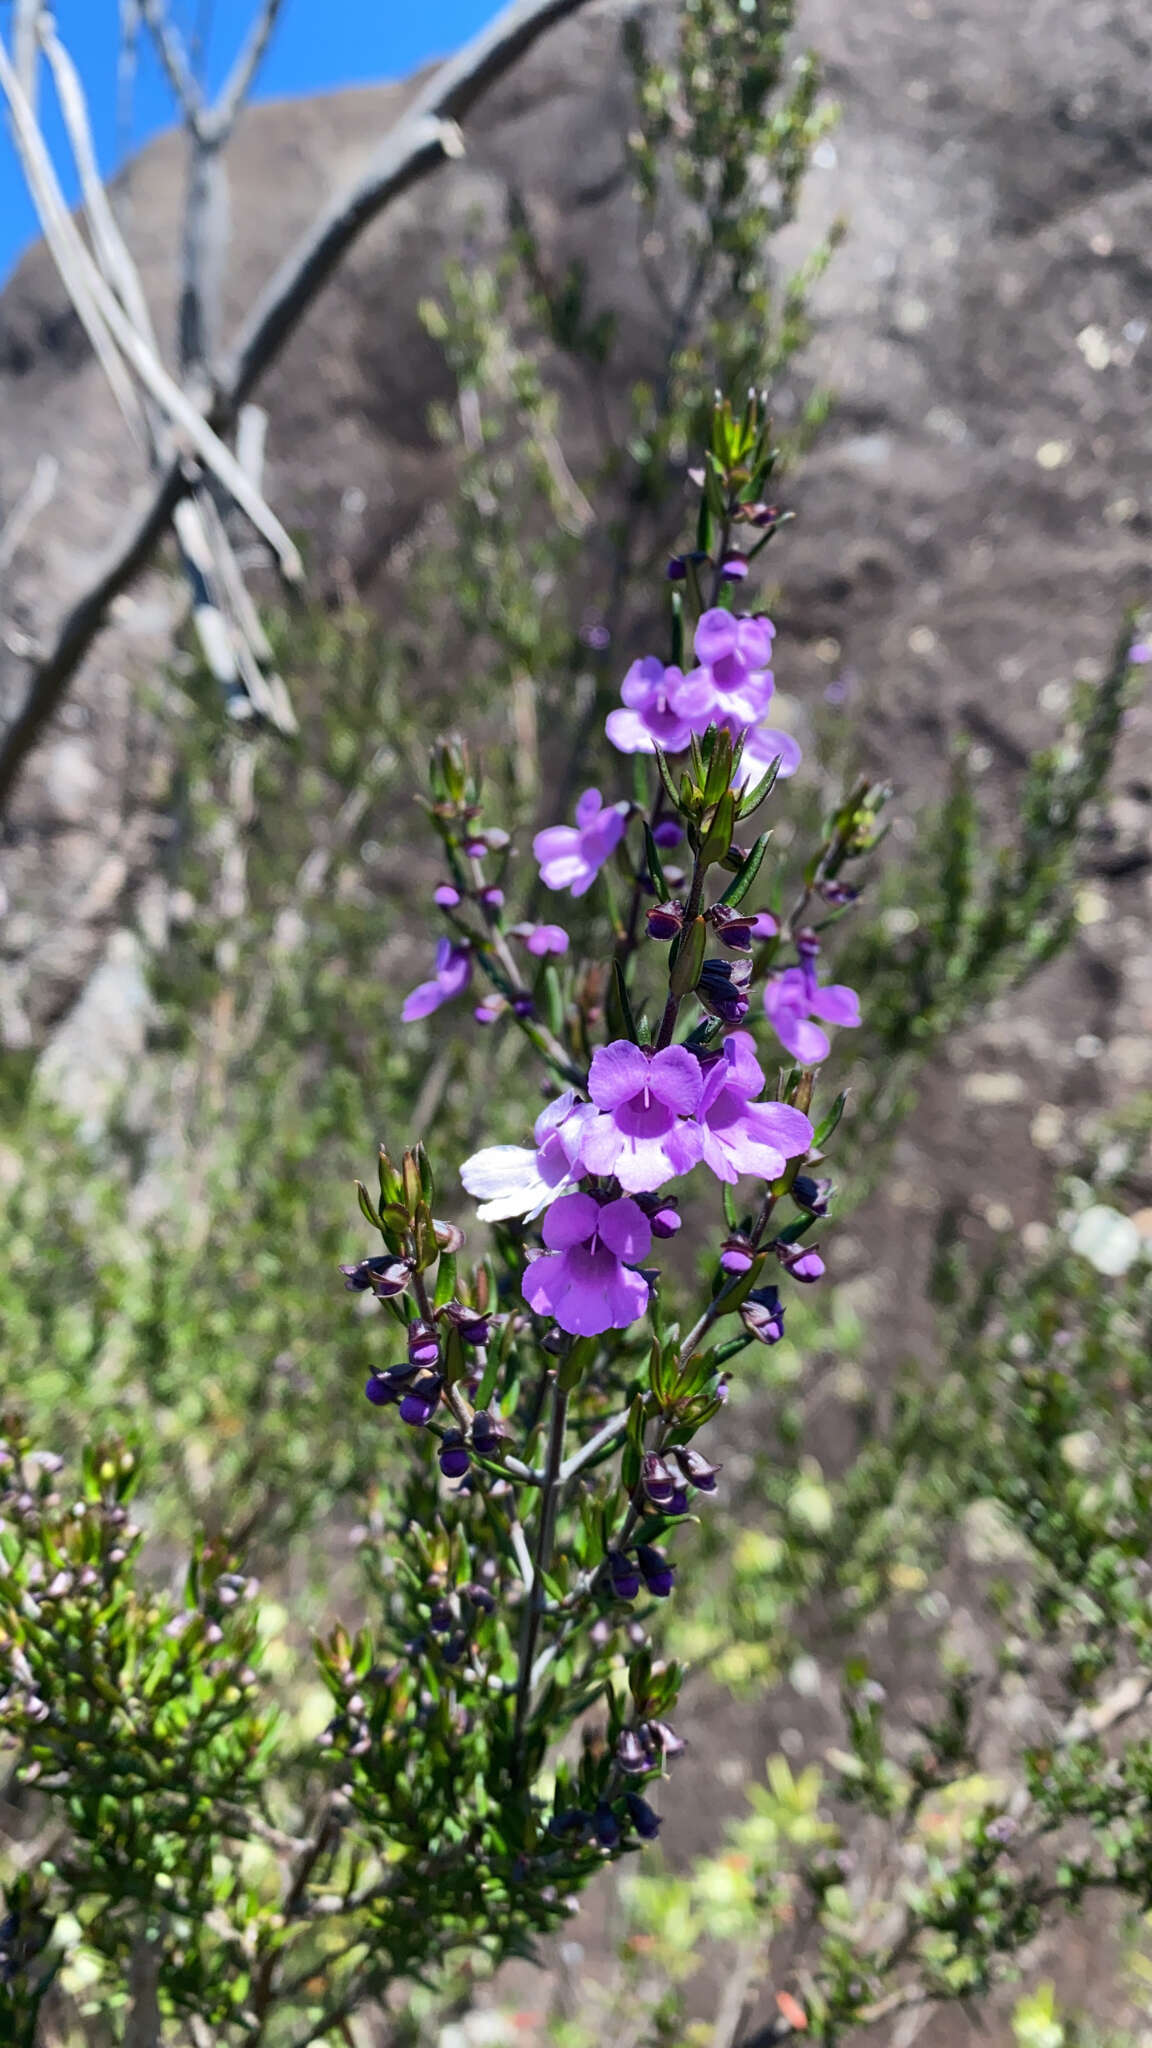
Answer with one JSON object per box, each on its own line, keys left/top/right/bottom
{"left": 0, "top": 0, "right": 598, "bottom": 813}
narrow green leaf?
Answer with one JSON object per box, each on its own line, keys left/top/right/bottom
{"left": 720, "top": 830, "right": 772, "bottom": 908}
{"left": 813, "top": 1089, "right": 849, "bottom": 1149}
{"left": 643, "top": 823, "right": 668, "bottom": 904}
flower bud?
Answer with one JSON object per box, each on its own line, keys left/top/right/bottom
{"left": 819, "top": 878, "right": 859, "bottom": 907}
{"left": 652, "top": 819, "right": 683, "bottom": 850}
{"left": 470, "top": 1410, "right": 510, "bottom": 1458}
{"left": 637, "top": 1545, "right": 675, "bottom": 1598}
{"left": 408, "top": 1320, "right": 441, "bottom": 1367}
{"left": 607, "top": 1550, "right": 641, "bottom": 1601}
{"left": 616, "top": 1727, "right": 651, "bottom": 1775}
{"left": 625, "top": 1792, "right": 662, "bottom": 1839}
{"left": 740, "top": 1285, "right": 786, "bottom": 1345}
{"left": 549, "top": 1809, "right": 590, "bottom": 1838}
{"left": 720, "top": 1233, "right": 755, "bottom": 1275}
{"left": 593, "top": 1803, "right": 621, "bottom": 1847}
{"left": 777, "top": 1242, "right": 825, "bottom": 1283}
{"left": 792, "top": 1175, "right": 833, "bottom": 1216}
{"left": 708, "top": 904, "right": 757, "bottom": 951}
{"left": 640, "top": 1454, "right": 677, "bottom": 1509}
{"left": 646, "top": 899, "right": 685, "bottom": 942}
{"left": 398, "top": 1374, "right": 443, "bottom": 1427}
{"left": 672, "top": 1446, "right": 720, "bottom": 1493}
{"left": 697, "top": 957, "right": 751, "bottom": 1024}
{"left": 438, "top": 1432, "right": 470, "bottom": 1480}
{"left": 645, "top": 1718, "right": 686, "bottom": 1760}
{"left": 340, "top": 1254, "right": 413, "bottom": 1298}
{"left": 434, "top": 884, "right": 461, "bottom": 908}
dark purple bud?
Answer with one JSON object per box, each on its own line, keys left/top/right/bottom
{"left": 697, "top": 957, "right": 751, "bottom": 1024}
{"left": 720, "top": 554, "right": 749, "bottom": 581}
{"left": 666, "top": 556, "right": 687, "bottom": 581}
{"left": 441, "top": 1632, "right": 469, "bottom": 1665}
{"left": 434, "top": 884, "right": 461, "bottom": 908}
{"left": 593, "top": 1803, "right": 621, "bottom": 1848}
{"left": 399, "top": 1374, "right": 443, "bottom": 1426}
{"left": 465, "top": 838, "right": 488, "bottom": 859}
{"left": 740, "top": 1285, "right": 786, "bottom": 1345}
{"left": 652, "top": 819, "right": 683, "bottom": 849}
{"left": 645, "top": 1718, "right": 686, "bottom": 1760}
{"left": 427, "top": 1597, "right": 454, "bottom": 1634}
{"left": 637, "top": 1545, "right": 675, "bottom": 1599}
{"left": 458, "top": 1313, "right": 492, "bottom": 1347}
{"left": 470, "top": 1410, "right": 510, "bottom": 1458}
{"left": 818, "top": 878, "right": 860, "bottom": 907}
{"left": 438, "top": 1431, "right": 471, "bottom": 1480}
{"left": 672, "top": 1446, "right": 720, "bottom": 1493}
{"left": 708, "top": 903, "right": 757, "bottom": 951}
{"left": 795, "top": 926, "right": 820, "bottom": 963}
{"left": 646, "top": 899, "right": 685, "bottom": 942}
{"left": 635, "top": 1190, "right": 682, "bottom": 1239}
{"left": 720, "top": 1233, "right": 755, "bottom": 1275}
{"left": 640, "top": 1454, "right": 677, "bottom": 1510}
{"left": 581, "top": 621, "right": 611, "bottom": 650}
{"left": 667, "top": 1486, "right": 690, "bottom": 1517}
{"left": 792, "top": 1175, "right": 833, "bottom": 1217}
{"left": 625, "top": 1793, "right": 663, "bottom": 1839}
{"left": 607, "top": 1549, "right": 641, "bottom": 1601}
{"left": 616, "top": 1727, "right": 651, "bottom": 1775}
{"left": 480, "top": 887, "right": 505, "bottom": 909}
{"left": 408, "top": 1320, "right": 441, "bottom": 1367}
{"left": 341, "top": 1254, "right": 413, "bottom": 1298}
{"left": 461, "top": 1580, "right": 496, "bottom": 1613}
{"left": 433, "top": 1219, "right": 466, "bottom": 1255}
{"left": 777, "top": 1241, "right": 825, "bottom": 1284}
{"left": 549, "top": 1809, "right": 590, "bottom": 1838}
{"left": 513, "top": 996, "right": 536, "bottom": 1019}
{"left": 365, "top": 1373, "right": 397, "bottom": 1407}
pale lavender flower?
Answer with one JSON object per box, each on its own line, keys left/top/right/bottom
{"left": 733, "top": 720, "right": 802, "bottom": 786}
{"left": 533, "top": 789, "right": 628, "bottom": 897}
{"left": 522, "top": 1191, "right": 652, "bottom": 1336}
{"left": 401, "top": 939, "right": 472, "bottom": 1022}
{"left": 580, "top": 1041, "right": 704, "bottom": 1193}
{"left": 1129, "top": 641, "right": 1152, "bottom": 664}
{"left": 460, "top": 1089, "right": 597, "bottom": 1222}
{"left": 695, "top": 1031, "right": 814, "bottom": 1183}
{"left": 511, "top": 922, "right": 570, "bottom": 956}
{"left": 763, "top": 967, "right": 861, "bottom": 1064}
{"left": 605, "top": 659, "right": 713, "bottom": 756}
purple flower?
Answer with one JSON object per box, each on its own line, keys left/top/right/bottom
{"left": 721, "top": 1235, "right": 755, "bottom": 1274}
{"left": 751, "top": 911, "right": 779, "bottom": 939}
{"left": 763, "top": 967, "right": 861, "bottom": 1064}
{"left": 402, "top": 939, "right": 472, "bottom": 1022}
{"left": 434, "top": 884, "right": 461, "bottom": 908}
{"left": 617, "top": 1728, "right": 651, "bottom": 1774}
{"left": 605, "top": 659, "right": 714, "bottom": 756}
{"left": 593, "top": 1803, "right": 622, "bottom": 1847}
{"left": 580, "top": 1041, "right": 704, "bottom": 1194}
{"left": 1129, "top": 641, "right": 1152, "bottom": 664}
{"left": 647, "top": 900, "right": 685, "bottom": 942}
{"left": 340, "top": 1254, "right": 413, "bottom": 1298}
{"left": 734, "top": 720, "right": 802, "bottom": 787}
{"left": 640, "top": 1453, "right": 678, "bottom": 1509}
{"left": 533, "top": 789, "right": 628, "bottom": 898}
{"left": 522, "top": 1191, "right": 652, "bottom": 1336}
{"left": 460, "top": 1089, "right": 597, "bottom": 1222}
{"left": 512, "top": 922, "right": 570, "bottom": 956}
{"left": 408, "top": 1320, "right": 441, "bottom": 1367}
{"left": 695, "top": 1031, "right": 814, "bottom": 1184}
{"left": 652, "top": 819, "right": 683, "bottom": 849}
{"left": 695, "top": 609, "right": 775, "bottom": 685}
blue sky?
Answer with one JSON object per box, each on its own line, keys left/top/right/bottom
{"left": 0, "top": 0, "right": 499, "bottom": 283}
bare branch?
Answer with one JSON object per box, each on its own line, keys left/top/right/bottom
{"left": 0, "top": 453, "right": 58, "bottom": 580}
{"left": 0, "top": 38, "right": 302, "bottom": 577}
{"left": 178, "top": 131, "right": 229, "bottom": 378}
{"left": 0, "top": 0, "right": 599, "bottom": 811}
{"left": 139, "top": 0, "right": 205, "bottom": 135}
{"left": 206, "top": 0, "right": 287, "bottom": 143}
{"left": 11, "top": 0, "right": 39, "bottom": 120}
{"left": 0, "top": 29, "right": 149, "bottom": 443}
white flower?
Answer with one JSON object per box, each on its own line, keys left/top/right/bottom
{"left": 460, "top": 1089, "right": 595, "bottom": 1222}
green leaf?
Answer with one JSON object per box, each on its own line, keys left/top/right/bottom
{"left": 670, "top": 915, "right": 707, "bottom": 998}
{"left": 356, "top": 1181, "right": 382, "bottom": 1230}
{"left": 813, "top": 1090, "right": 848, "bottom": 1149}
{"left": 643, "top": 823, "right": 669, "bottom": 904}
{"left": 608, "top": 959, "right": 642, "bottom": 1045}
{"left": 652, "top": 744, "right": 683, "bottom": 812}
{"left": 736, "top": 754, "right": 782, "bottom": 820}
{"left": 434, "top": 1251, "right": 457, "bottom": 1308}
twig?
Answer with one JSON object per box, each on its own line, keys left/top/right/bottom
{"left": 139, "top": 0, "right": 205, "bottom": 133}
{"left": 208, "top": 0, "right": 287, "bottom": 142}
{"left": 558, "top": 1407, "right": 629, "bottom": 1482}
{"left": 0, "top": 453, "right": 57, "bottom": 579}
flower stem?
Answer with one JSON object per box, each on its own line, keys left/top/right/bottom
{"left": 511, "top": 1376, "right": 569, "bottom": 1770}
